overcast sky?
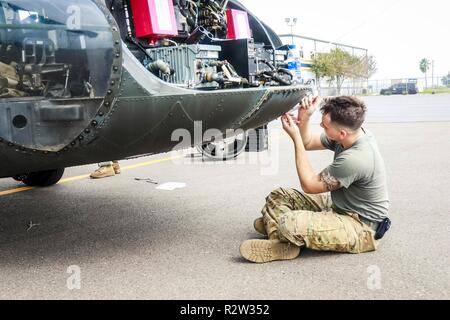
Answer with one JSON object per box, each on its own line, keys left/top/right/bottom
{"left": 240, "top": 0, "right": 449, "bottom": 80}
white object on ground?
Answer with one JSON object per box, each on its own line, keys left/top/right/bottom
{"left": 156, "top": 182, "right": 187, "bottom": 191}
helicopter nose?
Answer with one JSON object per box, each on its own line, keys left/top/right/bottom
{"left": 0, "top": 0, "right": 122, "bottom": 152}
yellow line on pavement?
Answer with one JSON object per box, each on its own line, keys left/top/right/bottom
{"left": 0, "top": 133, "right": 291, "bottom": 198}
{"left": 58, "top": 174, "right": 91, "bottom": 184}
{"left": 0, "top": 186, "right": 34, "bottom": 197}
{"left": 0, "top": 155, "right": 182, "bottom": 197}
{"left": 119, "top": 155, "right": 183, "bottom": 171}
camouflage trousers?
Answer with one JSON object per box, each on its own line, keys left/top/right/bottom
{"left": 99, "top": 160, "right": 119, "bottom": 167}
{"left": 261, "top": 188, "right": 378, "bottom": 254}
{"left": 0, "top": 62, "right": 26, "bottom": 98}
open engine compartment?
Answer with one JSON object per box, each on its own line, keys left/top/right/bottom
{"left": 107, "top": 0, "right": 295, "bottom": 90}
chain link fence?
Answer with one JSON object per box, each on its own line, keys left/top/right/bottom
{"left": 315, "top": 76, "right": 449, "bottom": 96}
{"left": 368, "top": 76, "right": 448, "bottom": 94}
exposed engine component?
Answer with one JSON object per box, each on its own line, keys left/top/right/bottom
{"left": 147, "top": 59, "right": 175, "bottom": 76}
{"left": 109, "top": 0, "right": 299, "bottom": 90}
{"left": 144, "top": 43, "right": 245, "bottom": 89}
{"left": 176, "top": 0, "right": 229, "bottom": 38}
{"left": 210, "top": 38, "right": 292, "bottom": 87}
{"left": 145, "top": 44, "right": 223, "bottom": 89}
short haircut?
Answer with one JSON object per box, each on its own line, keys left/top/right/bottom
{"left": 320, "top": 96, "right": 367, "bottom": 130}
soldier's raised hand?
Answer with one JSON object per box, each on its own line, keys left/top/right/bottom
{"left": 298, "top": 95, "right": 322, "bottom": 122}
{"left": 282, "top": 113, "right": 302, "bottom": 142}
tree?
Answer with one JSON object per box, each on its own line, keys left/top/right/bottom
{"left": 311, "top": 48, "right": 354, "bottom": 94}
{"left": 419, "top": 58, "right": 430, "bottom": 89}
{"left": 442, "top": 72, "right": 450, "bottom": 87}
{"left": 327, "top": 48, "right": 358, "bottom": 94}
{"left": 310, "top": 52, "right": 331, "bottom": 92}
{"left": 354, "top": 55, "right": 377, "bottom": 79}
{"left": 351, "top": 55, "right": 377, "bottom": 95}
{"left": 311, "top": 48, "right": 376, "bottom": 95}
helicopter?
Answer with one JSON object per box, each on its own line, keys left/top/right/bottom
{"left": 0, "top": 0, "right": 310, "bottom": 187}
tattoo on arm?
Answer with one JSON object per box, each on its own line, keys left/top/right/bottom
{"left": 319, "top": 169, "right": 342, "bottom": 191}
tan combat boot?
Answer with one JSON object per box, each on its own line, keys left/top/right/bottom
{"left": 90, "top": 165, "right": 115, "bottom": 179}
{"left": 253, "top": 218, "right": 267, "bottom": 236}
{"left": 239, "top": 239, "right": 300, "bottom": 263}
{"left": 112, "top": 161, "right": 121, "bottom": 174}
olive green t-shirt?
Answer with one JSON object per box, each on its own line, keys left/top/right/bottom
{"left": 320, "top": 129, "right": 390, "bottom": 222}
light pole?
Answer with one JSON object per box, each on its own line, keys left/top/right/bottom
{"left": 285, "top": 17, "right": 298, "bottom": 45}
{"left": 431, "top": 59, "right": 434, "bottom": 88}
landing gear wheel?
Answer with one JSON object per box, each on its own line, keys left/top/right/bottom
{"left": 197, "top": 131, "right": 249, "bottom": 161}
{"left": 14, "top": 168, "right": 65, "bottom": 187}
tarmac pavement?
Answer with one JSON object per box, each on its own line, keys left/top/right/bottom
{"left": 0, "top": 94, "right": 449, "bottom": 300}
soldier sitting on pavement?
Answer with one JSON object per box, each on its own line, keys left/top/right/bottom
{"left": 240, "top": 95, "right": 391, "bottom": 263}
{"left": 90, "top": 160, "right": 121, "bottom": 179}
